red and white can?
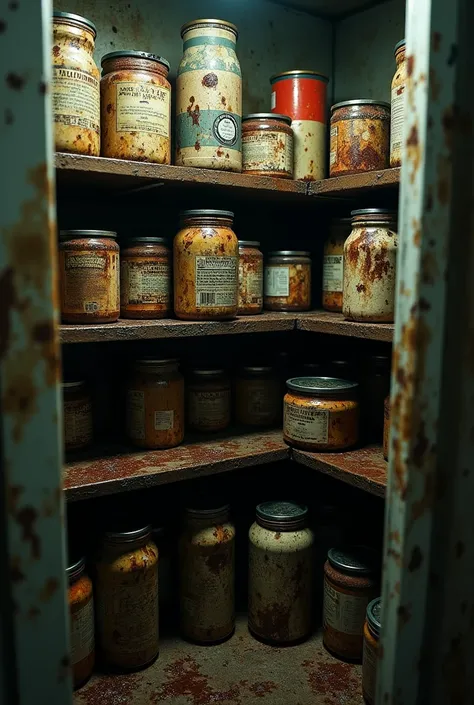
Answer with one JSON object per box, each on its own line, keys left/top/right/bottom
{"left": 270, "top": 70, "right": 328, "bottom": 181}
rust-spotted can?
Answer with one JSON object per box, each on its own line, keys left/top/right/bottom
{"left": 179, "top": 505, "right": 235, "bottom": 643}
{"left": 270, "top": 70, "right": 328, "bottom": 180}
{"left": 248, "top": 501, "right": 313, "bottom": 643}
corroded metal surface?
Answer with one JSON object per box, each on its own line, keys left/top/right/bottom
{"left": 308, "top": 168, "right": 400, "bottom": 197}
{"left": 296, "top": 311, "right": 394, "bottom": 342}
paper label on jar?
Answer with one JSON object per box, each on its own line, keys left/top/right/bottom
{"left": 323, "top": 255, "right": 344, "bottom": 292}
{"left": 70, "top": 597, "right": 94, "bottom": 665}
{"left": 390, "top": 84, "right": 405, "bottom": 153}
{"left": 121, "top": 261, "right": 170, "bottom": 305}
{"left": 52, "top": 67, "right": 100, "bottom": 134}
{"left": 154, "top": 409, "right": 174, "bottom": 431}
{"left": 323, "top": 580, "right": 369, "bottom": 635}
{"left": 195, "top": 256, "right": 238, "bottom": 307}
{"left": 264, "top": 266, "right": 289, "bottom": 297}
{"left": 330, "top": 125, "right": 338, "bottom": 166}
{"left": 284, "top": 404, "right": 328, "bottom": 443}
{"left": 362, "top": 635, "right": 378, "bottom": 702}
{"left": 127, "top": 390, "right": 145, "bottom": 439}
{"left": 243, "top": 132, "right": 293, "bottom": 174}
{"left": 64, "top": 399, "right": 93, "bottom": 447}
{"left": 65, "top": 254, "right": 106, "bottom": 270}
{"left": 239, "top": 264, "right": 263, "bottom": 305}
{"left": 271, "top": 91, "right": 276, "bottom": 110}
{"left": 116, "top": 82, "right": 170, "bottom": 137}
{"left": 247, "top": 381, "right": 275, "bottom": 421}
{"left": 189, "top": 390, "right": 230, "bottom": 427}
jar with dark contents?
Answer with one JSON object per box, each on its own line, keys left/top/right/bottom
{"left": 322, "top": 217, "right": 351, "bottom": 312}
{"left": 101, "top": 51, "right": 171, "bottom": 163}
{"left": 67, "top": 557, "right": 94, "bottom": 689}
{"left": 264, "top": 251, "right": 311, "bottom": 312}
{"left": 58, "top": 230, "right": 120, "bottom": 324}
{"left": 363, "top": 597, "right": 382, "bottom": 704}
{"left": 235, "top": 365, "right": 281, "bottom": 427}
{"left": 362, "top": 355, "right": 391, "bottom": 442}
{"left": 242, "top": 113, "right": 293, "bottom": 179}
{"left": 390, "top": 40, "right": 406, "bottom": 167}
{"left": 330, "top": 100, "right": 390, "bottom": 176}
{"left": 238, "top": 240, "right": 263, "bottom": 315}
{"left": 187, "top": 368, "right": 231, "bottom": 433}
{"left": 62, "top": 381, "right": 93, "bottom": 452}
{"left": 383, "top": 395, "right": 390, "bottom": 460}
{"left": 120, "top": 237, "right": 171, "bottom": 319}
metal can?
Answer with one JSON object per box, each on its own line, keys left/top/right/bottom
{"left": 58, "top": 230, "right": 120, "bottom": 324}
{"left": 362, "top": 597, "right": 382, "bottom": 704}
{"left": 179, "top": 505, "right": 235, "bottom": 643}
{"left": 174, "top": 210, "right": 238, "bottom": 320}
{"left": 62, "top": 381, "right": 93, "bottom": 452}
{"left": 264, "top": 251, "right": 311, "bottom": 312}
{"left": 187, "top": 368, "right": 231, "bottom": 432}
{"left": 67, "top": 557, "right": 94, "bottom": 689}
{"left": 235, "top": 365, "right": 281, "bottom": 427}
{"left": 330, "top": 100, "right": 390, "bottom": 176}
{"left": 176, "top": 19, "right": 242, "bottom": 171}
{"left": 390, "top": 40, "right": 407, "bottom": 167}
{"left": 101, "top": 51, "right": 171, "bottom": 164}
{"left": 52, "top": 11, "right": 100, "bottom": 155}
{"left": 242, "top": 114, "right": 293, "bottom": 179}
{"left": 238, "top": 240, "right": 263, "bottom": 315}
{"left": 270, "top": 70, "right": 328, "bottom": 180}
{"left": 322, "top": 217, "right": 351, "bottom": 312}
{"left": 120, "top": 237, "right": 171, "bottom": 319}
{"left": 96, "top": 526, "right": 159, "bottom": 671}
{"left": 343, "top": 209, "right": 398, "bottom": 323}
{"left": 248, "top": 501, "right": 314, "bottom": 643}
{"left": 383, "top": 395, "right": 390, "bottom": 460}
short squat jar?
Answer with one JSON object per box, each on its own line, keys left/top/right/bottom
{"left": 120, "top": 237, "right": 171, "bottom": 319}
{"left": 63, "top": 381, "right": 93, "bottom": 452}
{"left": 264, "top": 251, "right": 311, "bottom": 312}
{"left": 238, "top": 240, "right": 263, "bottom": 315}
{"left": 322, "top": 217, "right": 351, "bottom": 312}
{"left": 363, "top": 597, "right": 382, "bottom": 705}
{"left": 242, "top": 113, "right": 293, "bottom": 179}
{"left": 390, "top": 40, "right": 406, "bottom": 167}
{"left": 235, "top": 365, "right": 281, "bottom": 427}
{"left": 249, "top": 501, "right": 314, "bottom": 643}
{"left": 187, "top": 368, "right": 231, "bottom": 433}
{"left": 67, "top": 557, "right": 94, "bottom": 689}
{"left": 101, "top": 51, "right": 171, "bottom": 164}
{"left": 330, "top": 100, "right": 390, "bottom": 176}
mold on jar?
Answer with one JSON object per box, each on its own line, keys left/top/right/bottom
{"left": 242, "top": 113, "right": 293, "bottom": 179}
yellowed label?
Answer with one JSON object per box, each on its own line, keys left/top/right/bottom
{"left": 65, "top": 254, "right": 105, "bottom": 270}
{"left": 127, "top": 390, "right": 145, "bottom": 440}
{"left": 284, "top": 404, "right": 328, "bottom": 443}
{"left": 70, "top": 597, "right": 94, "bottom": 665}
{"left": 154, "top": 410, "right": 174, "bottom": 431}
{"left": 324, "top": 580, "right": 369, "bottom": 635}
{"left": 121, "top": 261, "right": 170, "bottom": 305}
{"left": 189, "top": 389, "right": 230, "bottom": 428}
{"left": 195, "top": 255, "right": 238, "bottom": 307}
{"left": 390, "top": 84, "right": 405, "bottom": 153}
{"left": 330, "top": 125, "right": 338, "bottom": 167}
{"left": 362, "top": 635, "right": 378, "bottom": 703}
{"left": 239, "top": 268, "right": 263, "bottom": 305}
{"left": 323, "top": 255, "right": 344, "bottom": 292}
{"left": 52, "top": 67, "right": 100, "bottom": 134}
{"left": 243, "top": 131, "right": 293, "bottom": 174}
{"left": 62, "top": 251, "right": 119, "bottom": 315}
{"left": 64, "top": 399, "right": 92, "bottom": 447}
{"left": 116, "top": 82, "right": 170, "bottom": 136}
{"left": 264, "top": 266, "right": 289, "bottom": 297}
{"left": 247, "top": 381, "right": 275, "bottom": 421}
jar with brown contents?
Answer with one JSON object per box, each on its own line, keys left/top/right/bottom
{"left": 187, "top": 368, "right": 231, "bottom": 433}
{"left": 126, "top": 359, "right": 184, "bottom": 449}
{"left": 52, "top": 11, "right": 100, "bottom": 155}
{"left": 62, "top": 381, "right": 93, "bottom": 452}
{"left": 322, "top": 218, "right": 351, "bottom": 312}
{"left": 242, "top": 113, "right": 293, "bottom": 179}
{"left": 101, "top": 51, "right": 171, "bottom": 163}
{"left": 363, "top": 597, "right": 382, "bottom": 704}
{"left": 67, "top": 558, "right": 94, "bottom": 689}
{"left": 383, "top": 395, "right": 390, "bottom": 460}
{"left": 390, "top": 40, "right": 406, "bottom": 167}
{"left": 120, "top": 237, "right": 171, "bottom": 319}
{"left": 238, "top": 240, "right": 263, "bottom": 315}
{"left": 264, "top": 251, "right": 311, "bottom": 312}
{"left": 174, "top": 210, "right": 239, "bottom": 320}
{"left": 235, "top": 365, "right": 281, "bottom": 427}
{"left": 59, "top": 230, "right": 120, "bottom": 324}
{"left": 330, "top": 100, "right": 390, "bottom": 176}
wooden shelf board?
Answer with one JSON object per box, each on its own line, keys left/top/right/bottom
{"left": 308, "top": 168, "right": 400, "bottom": 197}
{"left": 297, "top": 311, "right": 394, "bottom": 342}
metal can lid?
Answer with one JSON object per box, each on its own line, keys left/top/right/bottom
{"left": 186, "top": 504, "right": 230, "bottom": 516}
{"left": 267, "top": 250, "right": 311, "bottom": 257}
{"left": 66, "top": 556, "right": 86, "bottom": 579}
{"left": 328, "top": 545, "right": 377, "bottom": 575}
{"left": 181, "top": 18, "right": 238, "bottom": 39}
{"left": 190, "top": 368, "right": 226, "bottom": 377}
{"left": 62, "top": 380, "right": 85, "bottom": 389}
{"left": 238, "top": 240, "right": 261, "bottom": 248}
{"left": 270, "top": 69, "right": 329, "bottom": 84}
{"left": 332, "top": 216, "right": 352, "bottom": 224}
{"left": 243, "top": 113, "right": 292, "bottom": 125}
{"left": 351, "top": 208, "right": 397, "bottom": 218}
{"left": 135, "top": 358, "right": 178, "bottom": 366}
{"left": 53, "top": 11, "right": 97, "bottom": 36}
{"left": 366, "top": 597, "right": 382, "bottom": 636}
{"left": 180, "top": 209, "right": 234, "bottom": 219}
{"left": 103, "top": 525, "right": 152, "bottom": 543}
{"left": 286, "top": 376, "right": 358, "bottom": 396}
{"left": 125, "top": 237, "right": 168, "bottom": 245}
{"left": 394, "top": 39, "right": 406, "bottom": 53}
{"left": 331, "top": 99, "right": 391, "bottom": 112}
{"left": 256, "top": 501, "right": 308, "bottom": 523}
{"left": 101, "top": 51, "right": 170, "bottom": 71}
{"left": 59, "top": 229, "right": 117, "bottom": 239}
{"left": 242, "top": 365, "right": 274, "bottom": 374}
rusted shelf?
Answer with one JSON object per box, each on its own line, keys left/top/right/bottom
{"left": 297, "top": 311, "right": 394, "bottom": 342}
{"left": 308, "top": 168, "right": 400, "bottom": 197}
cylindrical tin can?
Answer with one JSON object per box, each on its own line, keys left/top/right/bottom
{"left": 390, "top": 40, "right": 406, "bottom": 167}
{"left": 120, "top": 237, "right": 171, "bottom": 319}
{"left": 179, "top": 505, "right": 235, "bottom": 643}
{"left": 249, "top": 501, "right": 314, "bottom": 643}
{"left": 176, "top": 19, "right": 242, "bottom": 171}
{"left": 383, "top": 395, "right": 390, "bottom": 460}
{"left": 322, "top": 217, "right": 351, "bottom": 313}
{"left": 187, "top": 368, "right": 231, "bottom": 432}
{"left": 264, "top": 251, "right": 311, "bottom": 312}
{"left": 363, "top": 597, "right": 382, "bottom": 704}
{"left": 62, "top": 381, "right": 93, "bottom": 452}
{"left": 67, "top": 557, "right": 94, "bottom": 689}
{"left": 270, "top": 70, "right": 328, "bottom": 180}
{"left": 235, "top": 365, "right": 281, "bottom": 427}
{"left": 330, "top": 100, "right": 390, "bottom": 176}
{"left": 242, "top": 113, "right": 293, "bottom": 179}
{"left": 238, "top": 240, "right": 263, "bottom": 315}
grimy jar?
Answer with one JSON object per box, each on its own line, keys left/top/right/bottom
{"left": 390, "top": 40, "right": 406, "bottom": 167}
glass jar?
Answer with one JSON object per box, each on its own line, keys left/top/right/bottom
{"left": 238, "top": 240, "right": 263, "bottom": 315}
{"left": 58, "top": 230, "right": 120, "bottom": 324}
{"left": 67, "top": 557, "right": 94, "bottom": 689}
{"left": 390, "top": 40, "right": 406, "bottom": 167}
{"left": 235, "top": 365, "right": 281, "bottom": 427}
{"left": 52, "top": 11, "right": 100, "bottom": 155}
{"left": 343, "top": 209, "right": 398, "bottom": 323}
{"left": 330, "top": 100, "right": 390, "bottom": 176}
{"left": 120, "top": 237, "right": 171, "bottom": 320}
{"left": 323, "top": 545, "right": 378, "bottom": 661}
{"left": 284, "top": 377, "right": 359, "bottom": 451}
{"left": 179, "top": 505, "right": 235, "bottom": 643}
{"left": 362, "top": 597, "right": 382, "bottom": 704}
{"left": 322, "top": 218, "right": 352, "bottom": 312}
{"left": 249, "top": 501, "right": 314, "bottom": 643}
{"left": 174, "top": 210, "right": 239, "bottom": 320}
{"left": 242, "top": 113, "right": 293, "bottom": 179}
{"left": 176, "top": 19, "right": 242, "bottom": 172}
{"left": 383, "top": 395, "right": 390, "bottom": 460}
{"left": 126, "top": 359, "right": 184, "bottom": 449}
{"left": 264, "top": 251, "right": 311, "bottom": 312}
{"left": 95, "top": 526, "right": 159, "bottom": 671}
{"left": 187, "top": 368, "right": 231, "bottom": 433}
{"left": 100, "top": 51, "right": 171, "bottom": 164}
{"left": 62, "top": 381, "right": 93, "bottom": 452}
{"left": 363, "top": 355, "right": 391, "bottom": 443}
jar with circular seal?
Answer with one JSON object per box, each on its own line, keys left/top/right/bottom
{"left": 120, "top": 237, "right": 171, "bottom": 319}
{"left": 330, "top": 100, "right": 390, "bottom": 176}
{"left": 101, "top": 51, "right": 171, "bottom": 164}
{"left": 383, "top": 395, "right": 390, "bottom": 460}
{"left": 176, "top": 19, "right": 242, "bottom": 172}
{"left": 238, "top": 240, "right": 263, "bottom": 315}
{"left": 179, "top": 504, "right": 235, "bottom": 643}
{"left": 95, "top": 526, "right": 159, "bottom": 671}
{"left": 322, "top": 217, "right": 352, "bottom": 312}
{"left": 264, "top": 251, "right": 311, "bottom": 312}
{"left": 174, "top": 210, "right": 238, "bottom": 320}
{"left": 343, "top": 209, "right": 398, "bottom": 323}
{"left": 58, "top": 230, "right": 120, "bottom": 324}
{"left": 248, "top": 501, "right": 314, "bottom": 643}
{"left": 126, "top": 359, "right": 184, "bottom": 449}
{"left": 242, "top": 114, "right": 293, "bottom": 179}
{"left": 284, "top": 377, "right": 359, "bottom": 451}
{"left": 235, "top": 365, "right": 281, "bottom": 427}
{"left": 323, "top": 545, "right": 379, "bottom": 661}
{"left": 390, "top": 40, "right": 406, "bottom": 167}
{"left": 67, "top": 557, "right": 94, "bottom": 689}
{"left": 52, "top": 12, "right": 100, "bottom": 155}
{"left": 187, "top": 368, "right": 231, "bottom": 432}
{"left": 62, "top": 381, "right": 93, "bottom": 452}
{"left": 363, "top": 597, "right": 382, "bottom": 704}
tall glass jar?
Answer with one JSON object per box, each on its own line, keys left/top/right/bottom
{"left": 187, "top": 368, "right": 231, "bottom": 432}
{"left": 176, "top": 19, "right": 242, "bottom": 172}
{"left": 120, "top": 237, "right": 171, "bottom": 320}
{"left": 322, "top": 218, "right": 351, "bottom": 312}
{"left": 390, "top": 40, "right": 406, "bottom": 167}
{"left": 238, "top": 240, "right": 263, "bottom": 315}
{"left": 235, "top": 365, "right": 281, "bottom": 427}
{"left": 67, "top": 557, "right": 94, "bottom": 689}
{"left": 264, "top": 251, "right": 311, "bottom": 312}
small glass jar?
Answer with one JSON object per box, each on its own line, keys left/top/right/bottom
{"left": 323, "top": 546, "right": 378, "bottom": 661}
{"left": 235, "top": 365, "right": 281, "bottom": 427}
{"left": 390, "top": 40, "right": 406, "bottom": 167}
{"left": 120, "top": 237, "right": 171, "bottom": 320}
{"left": 67, "top": 557, "right": 94, "bottom": 689}
{"left": 330, "top": 100, "right": 390, "bottom": 176}
{"left": 62, "top": 381, "right": 93, "bottom": 452}
{"left": 95, "top": 526, "right": 159, "bottom": 671}
{"left": 383, "top": 395, "right": 390, "bottom": 460}
{"left": 249, "top": 501, "right": 314, "bottom": 643}
{"left": 238, "top": 241, "right": 263, "bottom": 315}
{"left": 187, "top": 368, "right": 231, "bottom": 433}
{"left": 264, "top": 251, "right": 311, "bottom": 312}
{"left": 284, "top": 377, "right": 359, "bottom": 451}
{"left": 126, "top": 359, "right": 184, "bottom": 449}
{"left": 101, "top": 51, "right": 171, "bottom": 163}
{"left": 58, "top": 230, "right": 120, "bottom": 324}
{"left": 362, "top": 597, "right": 382, "bottom": 704}
{"left": 242, "top": 113, "right": 293, "bottom": 179}
{"left": 362, "top": 355, "right": 391, "bottom": 443}
{"left": 322, "top": 218, "right": 352, "bottom": 312}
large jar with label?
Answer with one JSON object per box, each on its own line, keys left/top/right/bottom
{"left": 174, "top": 210, "right": 238, "bottom": 320}
{"left": 96, "top": 526, "right": 159, "bottom": 671}
{"left": 249, "top": 501, "right": 314, "bottom": 643}
{"left": 176, "top": 19, "right": 242, "bottom": 172}
{"left": 67, "top": 557, "right": 94, "bottom": 689}
{"left": 343, "top": 209, "right": 398, "bottom": 323}
{"left": 322, "top": 218, "right": 351, "bottom": 312}
{"left": 52, "top": 11, "right": 100, "bottom": 155}
{"left": 63, "top": 381, "right": 93, "bottom": 452}
{"left": 238, "top": 241, "right": 263, "bottom": 315}
{"left": 126, "top": 359, "right": 184, "bottom": 449}
{"left": 330, "top": 100, "right": 390, "bottom": 176}
{"left": 264, "top": 251, "right": 311, "bottom": 312}
{"left": 120, "top": 237, "right": 171, "bottom": 319}
{"left": 179, "top": 505, "right": 235, "bottom": 643}
{"left": 235, "top": 365, "right": 281, "bottom": 427}
{"left": 242, "top": 114, "right": 293, "bottom": 179}
{"left": 101, "top": 51, "right": 171, "bottom": 164}
{"left": 363, "top": 597, "right": 382, "bottom": 705}
{"left": 187, "top": 368, "right": 231, "bottom": 432}
{"left": 390, "top": 40, "right": 406, "bottom": 167}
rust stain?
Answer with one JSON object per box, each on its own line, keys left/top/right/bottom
{"left": 397, "top": 604, "right": 412, "bottom": 629}
{"left": 407, "top": 55, "right": 415, "bottom": 77}
{"left": 16, "top": 506, "right": 40, "bottom": 559}
{"left": 0, "top": 267, "right": 15, "bottom": 360}
{"left": 302, "top": 659, "right": 360, "bottom": 701}
{"left": 6, "top": 72, "right": 25, "bottom": 90}
{"left": 432, "top": 31, "right": 441, "bottom": 52}
{"left": 80, "top": 673, "right": 139, "bottom": 704}
{"left": 39, "top": 576, "right": 59, "bottom": 602}
{"left": 202, "top": 73, "right": 218, "bottom": 88}
{"left": 408, "top": 545, "right": 423, "bottom": 572}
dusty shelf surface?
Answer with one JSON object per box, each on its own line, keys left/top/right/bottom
{"left": 308, "top": 168, "right": 400, "bottom": 197}
{"left": 297, "top": 311, "right": 394, "bottom": 342}
{"left": 74, "top": 616, "right": 363, "bottom": 705}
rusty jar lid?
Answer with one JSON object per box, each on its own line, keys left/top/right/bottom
{"left": 270, "top": 70, "right": 329, "bottom": 84}
{"left": 66, "top": 556, "right": 86, "bottom": 581}
{"left": 134, "top": 358, "right": 178, "bottom": 368}
{"left": 59, "top": 229, "right": 117, "bottom": 240}
{"left": 180, "top": 209, "right": 234, "bottom": 220}
{"left": 190, "top": 368, "right": 227, "bottom": 378}
{"left": 394, "top": 39, "right": 406, "bottom": 54}
{"left": 125, "top": 237, "right": 169, "bottom": 245}
{"left": 243, "top": 113, "right": 292, "bottom": 125}
{"left": 286, "top": 376, "right": 358, "bottom": 397}
{"left": 331, "top": 99, "right": 390, "bottom": 112}
{"left": 267, "top": 250, "right": 311, "bottom": 257}
{"left": 241, "top": 365, "right": 275, "bottom": 375}
{"left": 101, "top": 51, "right": 170, "bottom": 71}
{"left": 256, "top": 501, "right": 308, "bottom": 532}
{"left": 366, "top": 597, "right": 382, "bottom": 638}
{"left": 328, "top": 545, "right": 377, "bottom": 575}
{"left": 53, "top": 10, "right": 97, "bottom": 36}
{"left": 185, "top": 504, "right": 230, "bottom": 520}
{"left": 181, "top": 18, "right": 238, "bottom": 39}
{"left": 103, "top": 526, "right": 152, "bottom": 544}
{"left": 351, "top": 208, "right": 397, "bottom": 223}
{"left": 238, "top": 240, "right": 261, "bottom": 247}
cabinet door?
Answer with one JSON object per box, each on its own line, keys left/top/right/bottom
{"left": 0, "top": 1, "right": 72, "bottom": 703}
